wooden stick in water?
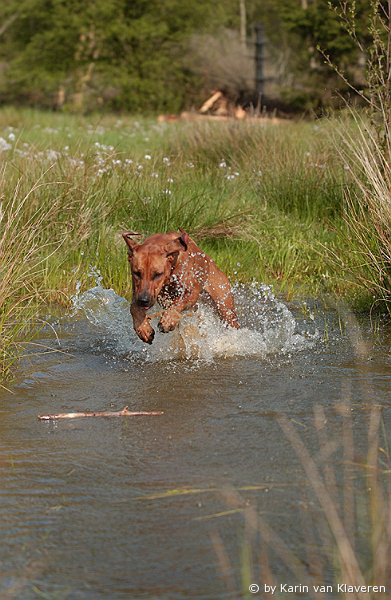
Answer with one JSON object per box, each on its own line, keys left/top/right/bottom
{"left": 38, "top": 405, "right": 164, "bottom": 420}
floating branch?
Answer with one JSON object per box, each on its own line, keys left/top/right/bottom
{"left": 38, "top": 406, "right": 164, "bottom": 420}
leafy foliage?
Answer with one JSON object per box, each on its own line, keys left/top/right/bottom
{"left": 0, "top": 0, "right": 235, "bottom": 111}
{"left": 0, "top": 1, "right": 380, "bottom": 112}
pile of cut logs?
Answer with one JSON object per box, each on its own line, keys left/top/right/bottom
{"left": 158, "top": 90, "right": 286, "bottom": 124}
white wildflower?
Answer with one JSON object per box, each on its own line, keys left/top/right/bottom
{"left": 0, "top": 137, "right": 11, "bottom": 152}
{"left": 46, "top": 149, "right": 60, "bottom": 161}
{"left": 43, "top": 127, "right": 59, "bottom": 134}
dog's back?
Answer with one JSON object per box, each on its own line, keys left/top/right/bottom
{"left": 123, "top": 229, "right": 239, "bottom": 343}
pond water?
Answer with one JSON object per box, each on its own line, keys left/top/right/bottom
{"left": 1, "top": 284, "right": 390, "bottom": 599}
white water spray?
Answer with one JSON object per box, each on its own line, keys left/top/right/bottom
{"left": 68, "top": 273, "right": 317, "bottom": 362}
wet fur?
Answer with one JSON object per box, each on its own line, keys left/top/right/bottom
{"left": 122, "top": 230, "right": 240, "bottom": 344}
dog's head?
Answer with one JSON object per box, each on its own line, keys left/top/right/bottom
{"left": 122, "top": 230, "right": 189, "bottom": 309}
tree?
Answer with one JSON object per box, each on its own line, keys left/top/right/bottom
{"left": 0, "top": 0, "right": 377, "bottom": 113}
{"left": 0, "top": 0, "right": 235, "bottom": 112}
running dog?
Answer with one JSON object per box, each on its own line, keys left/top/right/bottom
{"left": 122, "top": 229, "right": 240, "bottom": 344}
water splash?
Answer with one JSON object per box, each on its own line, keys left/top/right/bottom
{"left": 67, "top": 281, "right": 317, "bottom": 362}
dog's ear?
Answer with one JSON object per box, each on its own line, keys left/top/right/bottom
{"left": 178, "top": 229, "right": 189, "bottom": 250}
{"left": 165, "top": 230, "right": 189, "bottom": 258}
{"left": 122, "top": 232, "right": 140, "bottom": 257}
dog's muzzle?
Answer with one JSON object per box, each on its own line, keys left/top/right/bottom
{"left": 137, "top": 293, "right": 153, "bottom": 308}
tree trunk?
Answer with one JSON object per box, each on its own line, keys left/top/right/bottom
{"left": 0, "top": 13, "right": 17, "bottom": 38}
{"left": 239, "top": 0, "right": 247, "bottom": 51}
{"left": 73, "top": 29, "right": 100, "bottom": 111}
{"left": 56, "top": 85, "right": 65, "bottom": 109}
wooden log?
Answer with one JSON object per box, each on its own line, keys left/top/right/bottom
{"left": 235, "top": 106, "right": 247, "bottom": 120}
{"left": 179, "top": 111, "right": 230, "bottom": 121}
{"left": 199, "top": 90, "right": 223, "bottom": 114}
{"left": 157, "top": 114, "right": 179, "bottom": 122}
{"left": 214, "top": 98, "right": 229, "bottom": 117}
{"left": 38, "top": 406, "right": 163, "bottom": 420}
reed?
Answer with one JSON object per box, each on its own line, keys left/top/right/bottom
{"left": 334, "top": 113, "right": 391, "bottom": 314}
{"left": 0, "top": 165, "right": 63, "bottom": 382}
{"left": 211, "top": 311, "right": 391, "bottom": 599}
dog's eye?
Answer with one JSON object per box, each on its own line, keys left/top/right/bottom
{"left": 133, "top": 271, "right": 142, "bottom": 279}
{"left": 153, "top": 272, "right": 163, "bottom": 280}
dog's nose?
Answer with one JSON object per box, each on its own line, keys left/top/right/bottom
{"left": 137, "top": 293, "right": 151, "bottom": 307}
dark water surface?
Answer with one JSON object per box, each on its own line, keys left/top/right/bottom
{"left": 1, "top": 286, "right": 391, "bottom": 599}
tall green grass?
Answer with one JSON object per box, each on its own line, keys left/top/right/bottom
{"left": 0, "top": 166, "right": 62, "bottom": 382}
{"left": 0, "top": 107, "right": 374, "bottom": 379}
{"left": 332, "top": 112, "right": 391, "bottom": 314}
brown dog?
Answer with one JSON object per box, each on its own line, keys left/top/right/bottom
{"left": 122, "top": 229, "right": 240, "bottom": 344}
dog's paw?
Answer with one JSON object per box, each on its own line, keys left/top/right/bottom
{"left": 158, "top": 309, "right": 180, "bottom": 333}
{"left": 136, "top": 322, "right": 155, "bottom": 344}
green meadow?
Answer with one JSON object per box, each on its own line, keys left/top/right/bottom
{"left": 0, "top": 107, "right": 385, "bottom": 379}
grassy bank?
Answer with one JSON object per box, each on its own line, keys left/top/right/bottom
{"left": 0, "top": 107, "right": 379, "bottom": 379}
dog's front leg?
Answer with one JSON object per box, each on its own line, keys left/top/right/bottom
{"left": 130, "top": 303, "right": 155, "bottom": 344}
{"left": 158, "top": 288, "right": 200, "bottom": 333}
{"left": 158, "top": 306, "right": 182, "bottom": 333}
